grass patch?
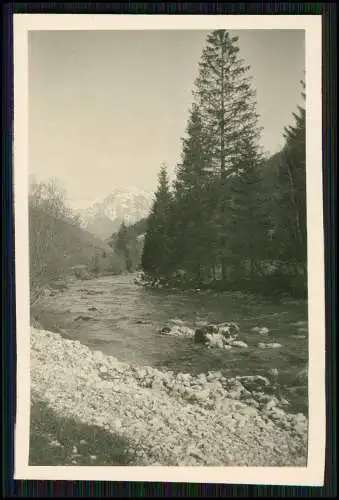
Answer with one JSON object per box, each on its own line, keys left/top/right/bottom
{"left": 29, "top": 398, "right": 136, "bottom": 466}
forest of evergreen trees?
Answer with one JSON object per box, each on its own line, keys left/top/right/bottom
{"left": 141, "top": 30, "right": 307, "bottom": 299}
{"left": 109, "top": 218, "right": 147, "bottom": 272}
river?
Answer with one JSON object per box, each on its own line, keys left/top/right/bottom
{"left": 32, "top": 273, "right": 309, "bottom": 414}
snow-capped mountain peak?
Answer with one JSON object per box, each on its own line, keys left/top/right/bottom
{"left": 77, "top": 187, "right": 153, "bottom": 240}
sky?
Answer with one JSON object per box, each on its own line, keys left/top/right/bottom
{"left": 28, "top": 29, "right": 305, "bottom": 209}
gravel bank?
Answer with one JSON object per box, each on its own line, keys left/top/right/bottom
{"left": 31, "top": 327, "right": 308, "bottom": 466}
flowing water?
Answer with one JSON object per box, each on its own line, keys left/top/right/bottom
{"left": 32, "top": 273, "right": 309, "bottom": 413}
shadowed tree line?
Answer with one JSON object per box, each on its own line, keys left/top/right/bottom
{"left": 29, "top": 178, "right": 125, "bottom": 304}
{"left": 141, "top": 30, "right": 307, "bottom": 299}
{"left": 108, "top": 218, "right": 148, "bottom": 272}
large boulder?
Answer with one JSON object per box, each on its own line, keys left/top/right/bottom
{"left": 195, "top": 322, "right": 245, "bottom": 350}
{"left": 194, "top": 328, "right": 208, "bottom": 344}
{"left": 205, "top": 333, "right": 225, "bottom": 349}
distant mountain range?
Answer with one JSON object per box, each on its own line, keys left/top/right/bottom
{"left": 76, "top": 187, "right": 153, "bottom": 240}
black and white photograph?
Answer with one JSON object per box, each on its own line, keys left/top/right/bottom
{"left": 14, "top": 15, "right": 325, "bottom": 484}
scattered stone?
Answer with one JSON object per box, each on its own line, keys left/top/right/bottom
{"left": 258, "top": 342, "right": 282, "bottom": 349}
{"left": 219, "top": 322, "right": 240, "bottom": 338}
{"left": 30, "top": 326, "right": 308, "bottom": 467}
{"left": 49, "top": 439, "right": 62, "bottom": 447}
{"left": 74, "top": 315, "right": 95, "bottom": 322}
{"left": 231, "top": 340, "right": 248, "bottom": 348}
{"left": 236, "top": 375, "right": 270, "bottom": 394}
{"left": 136, "top": 368, "right": 147, "bottom": 379}
{"left": 206, "top": 333, "right": 225, "bottom": 349}
{"left": 252, "top": 326, "right": 269, "bottom": 335}
{"left": 193, "top": 389, "right": 210, "bottom": 402}
{"left": 152, "top": 379, "right": 164, "bottom": 392}
{"left": 265, "top": 397, "right": 280, "bottom": 411}
{"left": 115, "top": 418, "right": 122, "bottom": 430}
{"left": 279, "top": 398, "right": 290, "bottom": 407}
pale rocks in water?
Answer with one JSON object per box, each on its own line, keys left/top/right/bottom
{"left": 218, "top": 322, "right": 240, "bottom": 340}
{"left": 231, "top": 340, "right": 248, "bottom": 348}
{"left": 252, "top": 326, "right": 269, "bottom": 335}
{"left": 205, "top": 333, "right": 226, "bottom": 350}
{"left": 268, "top": 368, "right": 279, "bottom": 379}
{"left": 258, "top": 342, "right": 282, "bottom": 349}
{"left": 194, "top": 322, "right": 241, "bottom": 349}
{"left": 171, "top": 325, "right": 195, "bottom": 338}
{"left": 159, "top": 325, "right": 195, "bottom": 338}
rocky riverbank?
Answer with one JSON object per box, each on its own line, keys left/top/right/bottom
{"left": 30, "top": 326, "right": 308, "bottom": 466}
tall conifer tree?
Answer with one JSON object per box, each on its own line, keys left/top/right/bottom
{"left": 193, "top": 29, "right": 261, "bottom": 176}
{"left": 276, "top": 80, "right": 306, "bottom": 271}
{"left": 141, "top": 165, "right": 173, "bottom": 280}
{"left": 192, "top": 30, "right": 263, "bottom": 281}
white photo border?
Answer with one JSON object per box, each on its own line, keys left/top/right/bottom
{"left": 13, "top": 14, "right": 325, "bottom": 485}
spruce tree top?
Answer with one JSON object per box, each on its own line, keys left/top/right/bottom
{"left": 193, "top": 29, "right": 262, "bottom": 175}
